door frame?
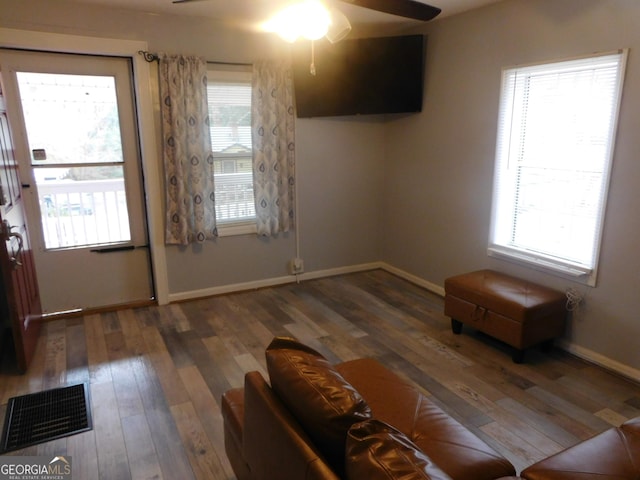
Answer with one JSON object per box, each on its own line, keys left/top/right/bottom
{"left": 0, "top": 27, "right": 169, "bottom": 306}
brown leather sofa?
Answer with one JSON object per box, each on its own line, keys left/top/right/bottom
{"left": 222, "top": 337, "right": 516, "bottom": 480}
{"left": 221, "top": 337, "right": 640, "bottom": 479}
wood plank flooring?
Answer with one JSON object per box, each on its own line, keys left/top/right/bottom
{"left": 1, "top": 269, "right": 639, "bottom": 478}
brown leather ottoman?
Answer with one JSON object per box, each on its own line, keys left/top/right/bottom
{"left": 520, "top": 417, "right": 640, "bottom": 479}
{"left": 444, "top": 270, "right": 566, "bottom": 363}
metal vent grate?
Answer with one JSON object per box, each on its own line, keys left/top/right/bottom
{"left": 1, "top": 383, "right": 92, "bottom": 453}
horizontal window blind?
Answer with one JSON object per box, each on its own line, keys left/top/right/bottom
{"left": 207, "top": 82, "right": 252, "bottom": 154}
{"left": 489, "top": 51, "right": 627, "bottom": 284}
{"left": 206, "top": 72, "right": 256, "bottom": 224}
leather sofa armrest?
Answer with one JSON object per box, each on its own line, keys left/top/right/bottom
{"left": 221, "top": 387, "right": 249, "bottom": 480}
{"left": 222, "top": 388, "right": 244, "bottom": 447}
{"left": 243, "top": 371, "right": 339, "bottom": 480}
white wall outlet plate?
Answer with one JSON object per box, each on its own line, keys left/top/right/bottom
{"left": 290, "top": 258, "right": 304, "bottom": 274}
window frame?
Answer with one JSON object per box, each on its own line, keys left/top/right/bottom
{"left": 207, "top": 66, "right": 256, "bottom": 237}
{"left": 488, "top": 50, "right": 628, "bottom": 286}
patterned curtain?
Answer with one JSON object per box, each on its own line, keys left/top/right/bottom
{"left": 251, "top": 60, "right": 296, "bottom": 236}
{"left": 159, "top": 54, "right": 217, "bottom": 245}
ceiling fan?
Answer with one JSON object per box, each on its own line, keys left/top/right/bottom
{"left": 172, "top": 0, "right": 441, "bottom": 21}
{"left": 172, "top": 0, "right": 442, "bottom": 35}
{"left": 336, "top": 0, "right": 441, "bottom": 21}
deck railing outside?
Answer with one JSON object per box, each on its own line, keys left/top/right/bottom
{"left": 37, "top": 173, "right": 256, "bottom": 248}
{"left": 37, "top": 179, "right": 130, "bottom": 249}
{"left": 214, "top": 172, "right": 256, "bottom": 223}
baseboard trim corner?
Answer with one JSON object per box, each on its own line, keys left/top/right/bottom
{"left": 557, "top": 340, "right": 640, "bottom": 384}
{"left": 379, "top": 263, "right": 445, "bottom": 297}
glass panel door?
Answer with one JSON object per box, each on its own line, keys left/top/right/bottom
{"left": 0, "top": 49, "right": 153, "bottom": 314}
{"left": 17, "top": 71, "right": 131, "bottom": 248}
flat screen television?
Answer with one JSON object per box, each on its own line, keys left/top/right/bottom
{"left": 292, "top": 34, "right": 425, "bottom": 118}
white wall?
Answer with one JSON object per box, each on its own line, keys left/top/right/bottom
{"left": 384, "top": 0, "right": 640, "bottom": 374}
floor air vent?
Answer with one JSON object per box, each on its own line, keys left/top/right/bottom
{"left": 1, "top": 383, "right": 92, "bottom": 453}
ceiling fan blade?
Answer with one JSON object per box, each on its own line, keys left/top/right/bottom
{"left": 340, "top": 0, "right": 441, "bottom": 21}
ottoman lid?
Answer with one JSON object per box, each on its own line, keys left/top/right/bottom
{"left": 445, "top": 270, "right": 566, "bottom": 320}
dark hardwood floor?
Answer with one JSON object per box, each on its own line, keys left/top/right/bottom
{"left": 1, "top": 269, "right": 639, "bottom": 479}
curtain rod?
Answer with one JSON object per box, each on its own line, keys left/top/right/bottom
{"left": 138, "top": 50, "right": 251, "bottom": 67}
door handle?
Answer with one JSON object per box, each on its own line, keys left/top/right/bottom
{"left": 9, "top": 229, "right": 24, "bottom": 268}
{"left": 2, "top": 221, "right": 24, "bottom": 269}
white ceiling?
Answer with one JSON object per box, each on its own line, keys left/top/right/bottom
{"left": 66, "top": 0, "right": 503, "bottom": 31}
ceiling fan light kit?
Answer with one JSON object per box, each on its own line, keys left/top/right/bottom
{"left": 263, "top": 1, "right": 337, "bottom": 43}
{"left": 325, "top": 7, "right": 352, "bottom": 43}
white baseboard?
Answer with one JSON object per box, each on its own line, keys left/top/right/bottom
{"left": 557, "top": 340, "right": 640, "bottom": 384}
{"left": 167, "top": 262, "right": 383, "bottom": 303}
{"left": 379, "top": 262, "right": 445, "bottom": 297}
{"left": 168, "top": 275, "right": 295, "bottom": 302}
{"left": 297, "top": 262, "right": 384, "bottom": 282}
{"left": 168, "top": 262, "right": 640, "bottom": 384}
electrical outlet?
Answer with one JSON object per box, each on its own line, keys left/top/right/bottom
{"left": 290, "top": 258, "right": 304, "bottom": 274}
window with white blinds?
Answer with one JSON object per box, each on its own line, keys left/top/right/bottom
{"left": 488, "top": 51, "right": 627, "bottom": 286}
{"left": 207, "top": 68, "right": 255, "bottom": 230}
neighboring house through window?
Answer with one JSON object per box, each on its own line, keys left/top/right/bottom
{"left": 207, "top": 68, "right": 256, "bottom": 235}
{"left": 489, "top": 50, "right": 628, "bottom": 286}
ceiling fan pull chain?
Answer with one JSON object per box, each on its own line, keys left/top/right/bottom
{"left": 310, "top": 40, "right": 317, "bottom": 76}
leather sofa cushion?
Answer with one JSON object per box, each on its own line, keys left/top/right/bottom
{"left": 346, "top": 419, "right": 453, "bottom": 480}
{"left": 521, "top": 425, "right": 640, "bottom": 479}
{"left": 622, "top": 415, "right": 640, "bottom": 434}
{"left": 337, "top": 357, "right": 517, "bottom": 480}
{"left": 266, "top": 337, "right": 372, "bottom": 476}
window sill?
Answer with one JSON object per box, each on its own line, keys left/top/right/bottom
{"left": 487, "top": 245, "right": 596, "bottom": 287}
{"left": 217, "top": 221, "right": 257, "bottom": 237}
